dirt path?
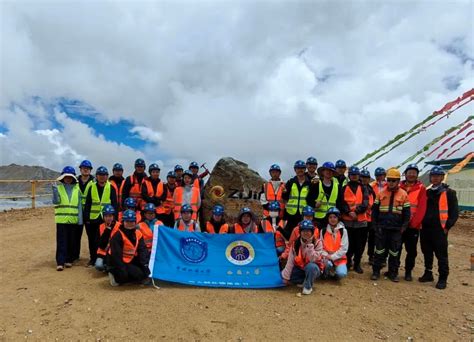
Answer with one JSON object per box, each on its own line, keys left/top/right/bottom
{"left": 0, "top": 208, "right": 473, "bottom": 341}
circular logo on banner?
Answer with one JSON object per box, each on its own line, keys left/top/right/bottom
{"left": 226, "top": 240, "right": 255, "bottom": 265}
{"left": 180, "top": 237, "right": 208, "bottom": 263}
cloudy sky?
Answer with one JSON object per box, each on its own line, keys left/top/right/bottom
{"left": 0, "top": 0, "right": 472, "bottom": 178}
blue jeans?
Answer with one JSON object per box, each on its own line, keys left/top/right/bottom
{"left": 324, "top": 260, "right": 347, "bottom": 279}
{"left": 290, "top": 262, "right": 320, "bottom": 290}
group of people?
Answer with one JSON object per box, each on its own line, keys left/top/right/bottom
{"left": 52, "top": 157, "right": 459, "bottom": 294}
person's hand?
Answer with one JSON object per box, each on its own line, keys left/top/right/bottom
{"left": 311, "top": 177, "right": 319, "bottom": 184}
{"left": 315, "top": 201, "right": 322, "bottom": 208}
{"left": 349, "top": 212, "right": 357, "bottom": 220}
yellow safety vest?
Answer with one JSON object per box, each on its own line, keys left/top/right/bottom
{"left": 314, "top": 178, "right": 339, "bottom": 219}
{"left": 89, "top": 181, "right": 112, "bottom": 220}
{"left": 55, "top": 184, "right": 80, "bottom": 224}
{"left": 286, "top": 182, "right": 309, "bottom": 215}
{"left": 80, "top": 179, "right": 93, "bottom": 206}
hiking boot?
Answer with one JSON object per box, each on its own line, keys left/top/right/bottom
{"left": 56, "top": 265, "right": 64, "bottom": 271}
{"left": 302, "top": 287, "right": 313, "bottom": 295}
{"left": 354, "top": 264, "right": 364, "bottom": 274}
{"left": 418, "top": 271, "right": 434, "bottom": 282}
{"left": 404, "top": 271, "right": 413, "bottom": 282}
{"left": 370, "top": 272, "right": 380, "bottom": 280}
{"left": 436, "top": 278, "right": 447, "bottom": 290}
{"left": 388, "top": 273, "right": 400, "bottom": 282}
{"left": 108, "top": 273, "right": 119, "bottom": 287}
{"left": 65, "top": 263, "right": 73, "bottom": 268}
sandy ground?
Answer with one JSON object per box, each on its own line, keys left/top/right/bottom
{"left": 0, "top": 207, "right": 473, "bottom": 341}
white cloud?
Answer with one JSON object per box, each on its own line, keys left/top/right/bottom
{"left": 130, "top": 126, "right": 163, "bottom": 144}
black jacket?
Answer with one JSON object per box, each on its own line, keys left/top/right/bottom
{"left": 306, "top": 178, "right": 343, "bottom": 210}
{"left": 281, "top": 176, "right": 311, "bottom": 201}
{"left": 340, "top": 181, "right": 369, "bottom": 215}
{"left": 121, "top": 172, "right": 147, "bottom": 207}
{"left": 371, "top": 188, "right": 410, "bottom": 230}
{"left": 422, "top": 184, "right": 458, "bottom": 230}
{"left": 141, "top": 178, "right": 167, "bottom": 207}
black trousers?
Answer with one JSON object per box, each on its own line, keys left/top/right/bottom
{"left": 109, "top": 259, "right": 148, "bottom": 284}
{"left": 56, "top": 224, "right": 77, "bottom": 266}
{"left": 346, "top": 227, "right": 368, "bottom": 266}
{"left": 284, "top": 212, "right": 303, "bottom": 232}
{"left": 420, "top": 226, "right": 449, "bottom": 279}
{"left": 398, "top": 228, "right": 419, "bottom": 272}
{"left": 373, "top": 227, "right": 402, "bottom": 274}
{"left": 86, "top": 220, "right": 101, "bottom": 263}
{"left": 367, "top": 222, "right": 375, "bottom": 261}
{"left": 72, "top": 223, "right": 84, "bottom": 260}
{"left": 157, "top": 212, "right": 175, "bottom": 228}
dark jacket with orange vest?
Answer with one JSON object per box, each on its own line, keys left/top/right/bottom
{"left": 109, "top": 175, "right": 124, "bottom": 209}
{"left": 138, "top": 219, "right": 163, "bottom": 252}
{"left": 141, "top": 178, "right": 167, "bottom": 210}
{"left": 97, "top": 221, "right": 121, "bottom": 257}
{"left": 341, "top": 181, "right": 369, "bottom": 228}
{"left": 399, "top": 180, "right": 427, "bottom": 229}
{"left": 363, "top": 184, "right": 376, "bottom": 223}
{"left": 422, "top": 184, "right": 458, "bottom": 232}
{"left": 107, "top": 225, "right": 149, "bottom": 272}
{"left": 261, "top": 180, "right": 286, "bottom": 217}
{"left": 372, "top": 186, "right": 411, "bottom": 231}
{"left": 120, "top": 172, "right": 147, "bottom": 208}
{"left": 205, "top": 219, "right": 229, "bottom": 234}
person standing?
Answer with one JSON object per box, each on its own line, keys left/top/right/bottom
{"left": 109, "top": 163, "right": 125, "bottom": 209}
{"left": 360, "top": 169, "right": 377, "bottom": 265}
{"left": 260, "top": 164, "right": 286, "bottom": 218}
{"left": 120, "top": 158, "right": 147, "bottom": 209}
{"left": 282, "top": 160, "right": 311, "bottom": 231}
{"left": 75, "top": 160, "right": 94, "bottom": 262}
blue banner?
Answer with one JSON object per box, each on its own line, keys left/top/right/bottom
{"left": 149, "top": 226, "right": 284, "bottom": 288}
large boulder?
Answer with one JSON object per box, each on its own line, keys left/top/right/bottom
{"left": 201, "top": 157, "right": 265, "bottom": 224}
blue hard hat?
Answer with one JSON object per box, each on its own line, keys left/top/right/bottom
{"left": 61, "top": 166, "right": 76, "bottom": 175}
{"left": 335, "top": 160, "right": 346, "bottom": 168}
{"left": 374, "top": 167, "right": 386, "bottom": 177}
{"left": 181, "top": 204, "right": 193, "bottom": 213}
{"left": 96, "top": 166, "right": 109, "bottom": 175}
{"left": 212, "top": 205, "right": 225, "bottom": 216}
{"left": 174, "top": 164, "right": 184, "bottom": 171}
{"left": 294, "top": 160, "right": 306, "bottom": 169}
{"left": 404, "top": 163, "right": 419, "bottom": 174}
{"left": 124, "top": 197, "right": 137, "bottom": 208}
{"left": 318, "top": 161, "right": 336, "bottom": 173}
{"left": 306, "top": 157, "right": 318, "bottom": 165}
{"left": 144, "top": 203, "right": 156, "bottom": 212}
{"left": 112, "top": 163, "right": 123, "bottom": 171}
{"left": 189, "top": 161, "right": 199, "bottom": 169}
{"left": 183, "top": 170, "right": 193, "bottom": 177}
{"left": 134, "top": 158, "right": 146, "bottom": 167}
{"left": 148, "top": 163, "right": 160, "bottom": 173}
{"left": 302, "top": 205, "right": 315, "bottom": 216}
{"left": 167, "top": 171, "right": 177, "bottom": 178}
{"left": 360, "top": 168, "right": 371, "bottom": 178}
{"left": 430, "top": 165, "right": 446, "bottom": 176}
{"left": 300, "top": 219, "right": 314, "bottom": 232}
{"left": 348, "top": 165, "right": 360, "bottom": 176}
{"left": 326, "top": 207, "right": 341, "bottom": 218}
{"left": 269, "top": 164, "right": 281, "bottom": 172}
{"left": 268, "top": 201, "right": 280, "bottom": 211}
{"left": 79, "top": 160, "right": 93, "bottom": 169}
{"left": 103, "top": 204, "right": 116, "bottom": 215}
{"left": 122, "top": 209, "right": 136, "bottom": 222}
{"left": 240, "top": 207, "right": 252, "bottom": 215}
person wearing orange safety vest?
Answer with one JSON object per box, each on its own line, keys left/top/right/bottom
{"left": 158, "top": 171, "right": 178, "bottom": 227}
{"left": 281, "top": 220, "right": 323, "bottom": 295}
{"left": 95, "top": 204, "right": 121, "bottom": 272}
{"left": 281, "top": 206, "right": 319, "bottom": 260}
{"left": 174, "top": 204, "right": 200, "bottom": 232}
{"left": 109, "top": 163, "right": 125, "bottom": 210}
{"left": 220, "top": 207, "right": 259, "bottom": 234}
{"left": 107, "top": 210, "right": 150, "bottom": 286}
{"left": 204, "top": 205, "right": 229, "bottom": 234}
{"left": 141, "top": 163, "right": 166, "bottom": 210}
{"left": 118, "top": 197, "right": 142, "bottom": 223}
{"left": 340, "top": 166, "right": 369, "bottom": 274}
{"left": 370, "top": 167, "right": 387, "bottom": 197}
{"left": 188, "top": 161, "right": 209, "bottom": 192}
{"left": 259, "top": 201, "right": 286, "bottom": 255}
{"left": 173, "top": 170, "right": 201, "bottom": 221}
{"left": 419, "top": 166, "right": 458, "bottom": 290}
{"left": 120, "top": 158, "right": 147, "bottom": 209}
{"left": 260, "top": 164, "right": 286, "bottom": 218}
{"left": 398, "top": 164, "right": 427, "bottom": 281}
{"left": 321, "top": 207, "right": 348, "bottom": 280}
{"left": 360, "top": 169, "right": 377, "bottom": 265}
{"left": 370, "top": 168, "right": 410, "bottom": 282}
{"left": 138, "top": 203, "right": 163, "bottom": 254}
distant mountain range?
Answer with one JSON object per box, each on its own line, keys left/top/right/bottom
{"left": 0, "top": 164, "right": 59, "bottom": 194}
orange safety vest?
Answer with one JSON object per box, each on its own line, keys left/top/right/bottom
{"left": 439, "top": 191, "right": 448, "bottom": 231}
{"left": 294, "top": 241, "right": 314, "bottom": 269}
{"left": 118, "top": 210, "right": 141, "bottom": 223}
{"left": 160, "top": 185, "right": 175, "bottom": 215}
{"left": 173, "top": 186, "right": 200, "bottom": 220}
{"left": 193, "top": 177, "right": 201, "bottom": 190}
{"left": 262, "top": 181, "right": 286, "bottom": 216}
{"left": 176, "top": 219, "right": 197, "bottom": 232}
{"left": 406, "top": 187, "right": 421, "bottom": 222}
{"left": 97, "top": 221, "right": 121, "bottom": 256}
{"left": 342, "top": 185, "right": 367, "bottom": 222}
{"left": 377, "top": 188, "right": 409, "bottom": 215}
{"left": 110, "top": 181, "right": 121, "bottom": 210}
{"left": 321, "top": 228, "right": 347, "bottom": 266}
{"left": 109, "top": 229, "right": 143, "bottom": 264}
{"left": 366, "top": 191, "right": 375, "bottom": 222}
{"left": 370, "top": 180, "right": 386, "bottom": 197}
{"left": 123, "top": 174, "right": 145, "bottom": 208}
{"left": 142, "top": 179, "right": 164, "bottom": 210}
{"left": 137, "top": 220, "right": 162, "bottom": 250}
{"left": 205, "top": 221, "right": 229, "bottom": 234}
{"left": 233, "top": 223, "right": 259, "bottom": 234}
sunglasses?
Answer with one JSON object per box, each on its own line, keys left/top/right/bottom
{"left": 387, "top": 179, "right": 399, "bottom": 183}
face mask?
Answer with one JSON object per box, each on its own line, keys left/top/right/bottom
{"left": 269, "top": 211, "right": 279, "bottom": 218}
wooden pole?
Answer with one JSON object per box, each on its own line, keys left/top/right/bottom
{"left": 31, "top": 181, "right": 36, "bottom": 209}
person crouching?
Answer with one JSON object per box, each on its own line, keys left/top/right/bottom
{"left": 321, "top": 207, "right": 348, "bottom": 280}
{"left": 95, "top": 204, "right": 120, "bottom": 272}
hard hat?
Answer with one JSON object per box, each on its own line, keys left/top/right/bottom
{"left": 144, "top": 203, "right": 156, "bottom": 213}
{"left": 360, "top": 168, "right": 371, "bottom": 178}
{"left": 148, "top": 163, "right": 160, "bottom": 173}
{"left": 167, "top": 171, "right": 177, "bottom": 178}
{"left": 294, "top": 160, "right": 306, "bottom": 169}
{"left": 103, "top": 204, "right": 116, "bottom": 215}
{"left": 112, "top": 163, "right": 123, "bottom": 171}
{"left": 269, "top": 164, "right": 281, "bottom": 172}
{"left": 174, "top": 164, "right": 184, "bottom": 171}
{"left": 268, "top": 201, "right": 281, "bottom": 211}
{"left": 212, "top": 205, "right": 225, "bottom": 216}
{"left": 122, "top": 209, "right": 136, "bottom": 222}
{"left": 374, "top": 167, "right": 386, "bottom": 176}
{"left": 183, "top": 170, "right": 193, "bottom": 178}
{"left": 386, "top": 168, "right": 401, "bottom": 179}
{"left": 318, "top": 161, "right": 336, "bottom": 173}
{"left": 306, "top": 157, "right": 318, "bottom": 165}
{"left": 326, "top": 207, "right": 341, "bottom": 218}
{"left": 189, "top": 161, "right": 199, "bottom": 169}
{"left": 348, "top": 165, "right": 360, "bottom": 176}
{"left": 61, "top": 166, "right": 76, "bottom": 175}
{"left": 299, "top": 219, "right": 315, "bottom": 232}
{"left": 335, "top": 160, "right": 347, "bottom": 168}
{"left": 124, "top": 197, "right": 137, "bottom": 208}
{"left": 96, "top": 166, "right": 109, "bottom": 175}
{"left": 404, "top": 163, "right": 419, "bottom": 174}
{"left": 239, "top": 207, "right": 252, "bottom": 215}
{"left": 180, "top": 204, "right": 193, "bottom": 213}
{"left": 134, "top": 158, "right": 146, "bottom": 167}
{"left": 302, "top": 205, "right": 315, "bottom": 216}
{"left": 430, "top": 165, "right": 446, "bottom": 176}
{"left": 79, "top": 160, "right": 93, "bottom": 169}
